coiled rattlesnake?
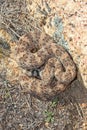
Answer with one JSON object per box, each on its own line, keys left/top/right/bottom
{"left": 0, "top": 29, "right": 76, "bottom": 100}
{"left": 14, "top": 30, "right": 76, "bottom": 100}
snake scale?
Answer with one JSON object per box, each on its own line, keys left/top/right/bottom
{"left": 12, "top": 30, "right": 76, "bottom": 100}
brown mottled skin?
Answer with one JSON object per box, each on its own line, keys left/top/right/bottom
{"left": 14, "top": 30, "right": 76, "bottom": 101}
{"left": 0, "top": 29, "right": 76, "bottom": 100}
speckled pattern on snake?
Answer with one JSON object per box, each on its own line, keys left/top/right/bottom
{"left": 0, "top": 29, "right": 76, "bottom": 100}
{"left": 11, "top": 30, "right": 76, "bottom": 101}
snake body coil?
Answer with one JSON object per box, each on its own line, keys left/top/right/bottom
{"left": 14, "top": 30, "right": 76, "bottom": 100}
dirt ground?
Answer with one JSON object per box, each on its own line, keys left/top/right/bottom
{"left": 0, "top": 0, "right": 87, "bottom": 130}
